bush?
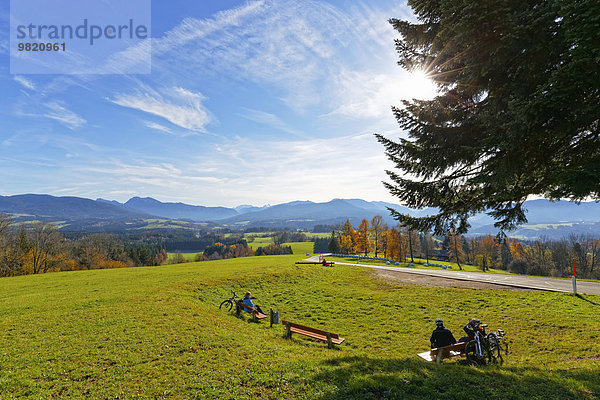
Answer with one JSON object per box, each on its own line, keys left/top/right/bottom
{"left": 508, "top": 259, "right": 528, "bottom": 274}
{"left": 255, "top": 245, "right": 293, "bottom": 256}
{"left": 171, "top": 252, "right": 186, "bottom": 264}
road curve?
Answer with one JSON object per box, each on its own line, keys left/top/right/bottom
{"left": 309, "top": 255, "right": 600, "bottom": 296}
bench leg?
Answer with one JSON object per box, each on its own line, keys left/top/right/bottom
{"left": 285, "top": 322, "right": 291, "bottom": 339}
{"left": 326, "top": 332, "right": 333, "bottom": 349}
{"left": 252, "top": 312, "right": 257, "bottom": 323}
{"left": 436, "top": 348, "right": 445, "bottom": 364}
{"left": 235, "top": 303, "right": 241, "bottom": 317}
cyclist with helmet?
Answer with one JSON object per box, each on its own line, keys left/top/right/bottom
{"left": 430, "top": 318, "right": 457, "bottom": 348}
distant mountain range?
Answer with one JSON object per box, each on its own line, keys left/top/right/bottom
{"left": 0, "top": 194, "right": 598, "bottom": 238}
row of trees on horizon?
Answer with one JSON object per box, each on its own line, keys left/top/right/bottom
{"left": 315, "top": 216, "right": 600, "bottom": 280}
{"left": 1, "top": 212, "right": 599, "bottom": 280}
{"left": 0, "top": 215, "right": 167, "bottom": 278}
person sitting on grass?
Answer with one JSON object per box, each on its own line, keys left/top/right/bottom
{"left": 430, "top": 318, "right": 457, "bottom": 349}
{"left": 242, "top": 292, "right": 264, "bottom": 314}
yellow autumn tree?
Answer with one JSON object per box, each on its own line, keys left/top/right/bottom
{"left": 339, "top": 219, "right": 356, "bottom": 251}
{"left": 386, "top": 228, "right": 404, "bottom": 261}
{"left": 340, "top": 235, "right": 354, "bottom": 254}
{"left": 354, "top": 219, "right": 372, "bottom": 256}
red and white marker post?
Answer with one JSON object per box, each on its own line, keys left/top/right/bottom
{"left": 572, "top": 259, "right": 577, "bottom": 295}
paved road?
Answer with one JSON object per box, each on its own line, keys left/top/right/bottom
{"left": 310, "top": 255, "right": 600, "bottom": 296}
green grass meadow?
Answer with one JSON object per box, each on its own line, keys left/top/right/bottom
{"left": 1, "top": 255, "right": 599, "bottom": 399}
{"left": 167, "top": 241, "right": 312, "bottom": 262}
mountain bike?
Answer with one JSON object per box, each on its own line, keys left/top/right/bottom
{"left": 464, "top": 323, "right": 508, "bottom": 365}
{"left": 486, "top": 328, "right": 509, "bottom": 364}
{"left": 219, "top": 291, "right": 241, "bottom": 312}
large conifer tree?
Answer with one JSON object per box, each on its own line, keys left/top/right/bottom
{"left": 376, "top": 0, "right": 600, "bottom": 234}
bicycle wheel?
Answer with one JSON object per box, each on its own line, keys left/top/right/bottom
{"left": 219, "top": 299, "right": 233, "bottom": 311}
{"left": 464, "top": 341, "right": 483, "bottom": 365}
{"left": 486, "top": 333, "right": 502, "bottom": 364}
{"left": 481, "top": 336, "right": 493, "bottom": 364}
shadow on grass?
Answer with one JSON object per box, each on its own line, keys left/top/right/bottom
{"left": 576, "top": 294, "right": 600, "bottom": 306}
{"left": 306, "top": 356, "right": 599, "bottom": 400}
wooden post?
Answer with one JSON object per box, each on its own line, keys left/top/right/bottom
{"left": 285, "top": 322, "right": 291, "bottom": 339}
{"left": 235, "top": 301, "right": 241, "bottom": 317}
{"left": 326, "top": 332, "right": 332, "bottom": 349}
{"left": 436, "top": 348, "right": 444, "bottom": 364}
{"left": 252, "top": 311, "right": 257, "bottom": 323}
{"left": 270, "top": 310, "right": 279, "bottom": 328}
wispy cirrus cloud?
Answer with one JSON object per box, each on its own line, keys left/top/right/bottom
{"left": 201, "top": 132, "right": 397, "bottom": 205}
{"left": 73, "top": 159, "right": 226, "bottom": 201}
{"left": 110, "top": 86, "right": 212, "bottom": 133}
{"left": 147, "top": 0, "right": 407, "bottom": 112}
{"left": 238, "top": 108, "right": 305, "bottom": 138}
{"left": 43, "top": 102, "right": 86, "bottom": 130}
{"left": 14, "top": 76, "right": 36, "bottom": 90}
{"left": 144, "top": 121, "right": 173, "bottom": 134}
{"left": 46, "top": 132, "right": 395, "bottom": 206}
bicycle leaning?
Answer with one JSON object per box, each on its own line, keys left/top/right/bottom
{"left": 463, "top": 319, "right": 509, "bottom": 365}
{"left": 219, "top": 291, "right": 241, "bottom": 312}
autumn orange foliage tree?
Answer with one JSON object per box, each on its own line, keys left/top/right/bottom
{"left": 386, "top": 228, "right": 404, "bottom": 262}
{"left": 355, "top": 219, "right": 372, "bottom": 256}
{"left": 339, "top": 219, "right": 356, "bottom": 254}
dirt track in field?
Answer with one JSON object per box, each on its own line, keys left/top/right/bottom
{"left": 372, "top": 269, "right": 532, "bottom": 291}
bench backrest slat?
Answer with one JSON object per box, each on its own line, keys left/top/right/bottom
{"left": 236, "top": 300, "right": 257, "bottom": 312}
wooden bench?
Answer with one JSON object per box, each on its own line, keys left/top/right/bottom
{"left": 282, "top": 320, "right": 345, "bottom": 348}
{"left": 418, "top": 342, "right": 467, "bottom": 363}
{"left": 235, "top": 300, "right": 268, "bottom": 322}
{"left": 295, "top": 261, "right": 335, "bottom": 266}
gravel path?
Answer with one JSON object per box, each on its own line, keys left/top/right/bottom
{"left": 309, "top": 255, "right": 600, "bottom": 295}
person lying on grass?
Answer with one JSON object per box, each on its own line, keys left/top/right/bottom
{"left": 430, "top": 318, "right": 457, "bottom": 348}
{"left": 243, "top": 292, "right": 265, "bottom": 314}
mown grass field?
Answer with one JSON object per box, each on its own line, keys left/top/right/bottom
{"left": 167, "top": 241, "right": 312, "bottom": 263}
{"left": 0, "top": 256, "right": 598, "bottom": 399}
{"left": 282, "top": 241, "right": 313, "bottom": 255}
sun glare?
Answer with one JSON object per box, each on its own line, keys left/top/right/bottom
{"left": 401, "top": 69, "right": 438, "bottom": 101}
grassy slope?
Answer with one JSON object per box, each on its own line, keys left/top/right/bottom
{"left": 0, "top": 256, "right": 598, "bottom": 399}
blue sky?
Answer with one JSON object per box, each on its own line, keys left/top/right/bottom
{"left": 0, "top": 0, "right": 437, "bottom": 207}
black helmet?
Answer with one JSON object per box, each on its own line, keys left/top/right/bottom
{"left": 435, "top": 318, "right": 444, "bottom": 327}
